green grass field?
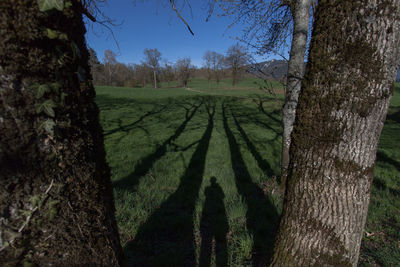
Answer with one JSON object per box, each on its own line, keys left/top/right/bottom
{"left": 95, "top": 79, "right": 400, "bottom": 266}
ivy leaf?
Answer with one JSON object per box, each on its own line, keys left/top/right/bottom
{"left": 61, "top": 92, "right": 68, "bottom": 104}
{"left": 70, "top": 42, "right": 81, "bottom": 59}
{"left": 46, "top": 29, "right": 58, "bottom": 39}
{"left": 30, "top": 83, "right": 40, "bottom": 91}
{"left": 45, "top": 29, "right": 68, "bottom": 40}
{"left": 37, "top": 0, "right": 64, "bottom": 12}
{"left": 50, "top": 82, "right": 61, "bottom": 94}
{"left": 36, "top": 84, "right": 51, "bottom": 99}
{"left": 36, "top": 100, "right": 57, "bottom": 117}
{"left": 42, "top": 100, "right": 57, "bottom": 117}
{"left": 65, "top": 1, "right": 72, "bottom": 8}
{"left": 59, "top": 33, "right": 68, "bottom": 41}
{"left": 41, "top": 119, "right": 56, "bottom": 135}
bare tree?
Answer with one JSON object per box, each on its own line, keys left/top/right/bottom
{"left": 203, "top": 51, "right": 213, "bottom": 85}
{"left": 88, "top": 47, "right": 104, "bottom": 85}
{"left": 176, "top": 57, "right": 193, "bottom": 88}
{"left": 0, "top": 1, "right": 124, "bottom": 265}
{"left": 272, "top": 0, "right": 400, "bottom": 265}
{"left": 225, "top": 44, "right": 248, "bottom": 86}
{"left": 88, "top": 52, "right": 136, "bottom": 87}
{"left": 281, "top": 0, "right": 313, "bottom": 185}
{"left": 134, "top": 63, "right": 152, "bottom": 88}
{"left": 88, "top": 47, "right": 101, "bottom": 67}
{"left": 203, "top": 51, "right": 225, "bottom": 86}
{"left": 210, "top": 0, "right": 313, "bottom": 185}
{"left": 161, "top": 62, "right": 175, "bottom": 87}
{"left": 103, "top": 49, "right": 118, "bottom": 85}
{"left": 113, "top": 63, "right": 135, "bottom": 87}
{"left": 144, "top": 48, "right": 162, "bottom": 88}
{"left": 211, "top": 51, "right": 225, "bottom": 86}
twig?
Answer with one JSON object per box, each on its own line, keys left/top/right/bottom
{"left": 169, "top": 0, "right": 194, "bottom": 36}
{"left": 147, "top": 172, "right": 156, "bottom": 182}
{"left": 18, "top": 179, "right": 54, "bottom": 233}
{"left": 18, "top": 207, "right": 38, "bottom": 233}
{"left": 82, "top": 7, "right": 96, "bottom": 22}
{"left": 45, "top": 179, "right": 54, "bottom": 194}
{"left": 76, "top": 221, "right": 84, "bottom": 237}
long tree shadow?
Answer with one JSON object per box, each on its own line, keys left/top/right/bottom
{"left": 222, "top": 102, "right": 279, "bottom": 266}
{"left": 386, "top": 108, "right": 400, "bottom": 124}
{"left": 112, "top": 98, "right": 203, "bottom": 191}
{"left": 103, "top": 104, "right": 169, "bottom": 136}
{"left": 373, "top": 177, "right": 400, "bottom": 197}
{"left": 377, "top": 151, "right": 400, "bottom": 172}
{"left": 230, "top": 110, "right": 276, "bottom": 179}
{"left": 96, "top": 95, "right": 175, "bottom": 142}
{"left": 228, "top": 98, "right": 282, "bottom": 139}
{"left": 125, "top": 101, "right": 216, "bottom": 267}
{"left": 252, "top": 95, "right": 282, "bottom": 125}
{"left": 199, "top": 177, "right": 229, "bottom": 267}
{"left": 228, "top": 99, "right": 282, "bottom": 182}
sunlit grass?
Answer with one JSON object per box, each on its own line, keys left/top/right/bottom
{"left": 95, "top": 79, "right": 400, "bottom": 266}
{"left": 359, "top": 83, "right": 400, "bottom": 266}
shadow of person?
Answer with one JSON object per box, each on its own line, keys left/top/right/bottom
{"left": 199, "top": 177, "right": 229, "bottom": 267}
{"left": 124, "top": 100, "right": 216, "bottom": 266}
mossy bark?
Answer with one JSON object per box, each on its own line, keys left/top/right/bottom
{"left": 272, "top": 0, "right": 400, "bottom": 266}
{"left": 0, "top": 1, "right": 124, "bottom": 266}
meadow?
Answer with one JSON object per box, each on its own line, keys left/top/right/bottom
{"left": 95, "top": 78, "right": 400, "bottom": 266}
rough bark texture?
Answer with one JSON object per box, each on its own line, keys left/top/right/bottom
{"left": 0, "top": 1, "right": 124, "bottom": 266}
{"left": 272, "top": 0, "right": 400, "bottom": 266}
{"left": 281, "top": 0, "right": 312, "bottom": 186}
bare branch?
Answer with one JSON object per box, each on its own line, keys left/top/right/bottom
{"left": 169, "top": 0, "right": 194, "bottom": 35}
{"left": 81, "top": 4, "right": 96, "bottom": 22}
{"left": 83, "top": 0, "right": 122, "bottom": 54}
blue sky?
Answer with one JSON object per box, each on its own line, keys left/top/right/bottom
{"left": 85, "top": 0, "right": 282, "bottom": 67}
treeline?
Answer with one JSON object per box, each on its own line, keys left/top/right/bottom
{"left": 89, "top": 48, "right": 177, "bottom": 87}
{"left": 89, "top": 44, "right": 250, "bottom": 88}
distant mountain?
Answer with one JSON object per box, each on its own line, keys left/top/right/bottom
{"left": 247, "top": 60, "right": 288, "bottom": 80}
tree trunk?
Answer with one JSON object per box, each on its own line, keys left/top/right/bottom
{"left": 281, "top": 0, "right": 312, "bottom": 186}
{"left": 272, "top": 0, "right": 400, "bottom": 266}
{"left": 108, "top": 63, "right": 113, "bottom": 85}
{"left": 232, "top": 68, "right": 237, "bottom": 86}
{"left": 153, "top": 69, "right": 157, "bottom": 88}
{"left": 0, "top": 1, "right": 124, "bottom": 266}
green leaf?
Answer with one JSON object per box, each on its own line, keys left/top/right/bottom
{"left": 46, "top": 29, "right": 58, "bottom": 39}
{"left": 37, "top": 0, "right": 64, "bottom": 12}
{"left": 64, "top": 0, "right": 72, "bottom": 8}
{"left": 30, "top": 83, "right": 40, "bottom": 90}
{"left": 41, "top": 119, "right": 56, "bottom": 135}
{"left": 59, "top": 33, "right": 68, "bottom": 41}
{"left": 36, "top": 84, "right": 51, "bottom": 99}
{"left": 43, "top": 100, "right": 56, "bottom": 117}
{"left": 50, "top": 82, "right": 61, "bottom": 94}
{"left": 70, "top": 42, "right": 81, "bottom": 59}
{"left": 61, "top": 92, "right": 68, "bottom": 104}
{"left": 36, "top": 100, "right": 57, "bottom": 117}
{"left": 45, "top": 29, "right": 68, "bottom": 40}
